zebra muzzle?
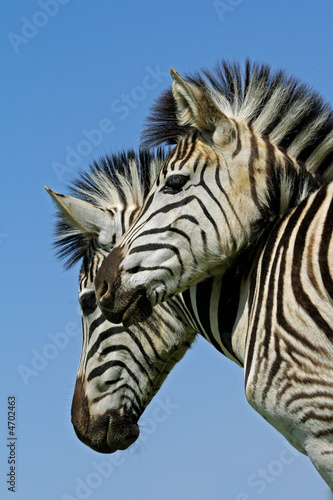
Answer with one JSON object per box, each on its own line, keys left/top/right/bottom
{"left": 95, "top": 277, "right": 152, "bottom": 327}
{"left": 71, "top": 379, "right": 140, "bottom": 453}
{"left": 106, "top": 414, "right": 140, "bottom": 453}
{"left": 95, "top": 246, "right": 125, "bottom": 323}
{"left": 95, "top": 246, "right": 153, "bottom": 326}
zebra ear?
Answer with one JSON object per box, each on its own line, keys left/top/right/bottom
{"left": 170, "top": 68, "right": 236, "bottom": 145}
{"left": 45, "top": 186, "right": 114, "bottom": 246}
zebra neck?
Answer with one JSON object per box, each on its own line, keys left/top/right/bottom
{"left": 181, "top": 268, "right": 246, "bottom": 367}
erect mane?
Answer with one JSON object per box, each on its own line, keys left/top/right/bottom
{"left": 141, "top": 59, "right": 333, "bottom": 181}
{"left": 53, "top": 149, "right": 166, "bottom": 269}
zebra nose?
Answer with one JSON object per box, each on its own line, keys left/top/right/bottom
{"left": 95, "top": 246, "right": 124, "bottom": 308}
{"left": 71, "top": 376, "right": 90, "bottom": 443}
{"left": 71, "top": 377, "right": 140, "bottom": 453}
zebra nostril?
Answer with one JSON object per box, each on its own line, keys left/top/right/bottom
{"left": 100, "top": 281, "right": 109, "bottom": 300}
{"left": 95, "top": 246, "right": 124, "bottom": 304}
{"left": 95, "top": 280, "right": 111, "bottom": 306}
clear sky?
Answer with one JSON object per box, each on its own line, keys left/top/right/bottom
{"left": 1, "top": 1, "right": 333, "bottom": 499}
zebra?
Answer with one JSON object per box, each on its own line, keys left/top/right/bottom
{"left": 48, "top": 139, "right": 275, "bottom": 455}
{"left": 46, "top": 150, "right": 197, "bottom": 453}
{"left": 46, "top": 148, "right": 246, "bottom": 453}
{"left": 94, "top": 61, "right": 333, "bottom": 488}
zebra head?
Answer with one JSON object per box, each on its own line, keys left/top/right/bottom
{"left": 46, "top": 151, "right": 196, "bottom": 453}
{"left": 95, "top": 61, "right": 332, "bottom": 327}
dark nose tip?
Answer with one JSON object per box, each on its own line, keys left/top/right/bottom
{"left": 71, "top": 376, "right": 89, "bottom": 439}
{"left": 95, "top": 246, "right": 124, "bottom": 306}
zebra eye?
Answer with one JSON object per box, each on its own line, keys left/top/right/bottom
{"left": 163, "top": 175, "right": 189, "bottom": 193}
{"left": 80, "top": 291, "right": 96, "bottom": 315}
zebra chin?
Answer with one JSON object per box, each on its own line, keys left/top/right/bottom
{"left": 71, "top": 377, "right": 140, "bottom": 453}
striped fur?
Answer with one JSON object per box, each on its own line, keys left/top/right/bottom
{"left": 74, "top": 244, "right": 195, "bottom": 453}
{"left": 244, "top": 184, "right": 333, "bottom": 486}
{"left": 48, "top": 149, "right": 246, "bottom": 452}
{"left": 95, "top": 63, "right": 333, "bottom": 488}
{"left": 47, "top": 150, "right": 196, "bottom": 453}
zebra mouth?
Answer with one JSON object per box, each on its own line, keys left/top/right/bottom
{"left": 72, "top": 410, "right": 140, "bottom": 454}
{"left": 106, "top": 416, "right": 140, "bottom": 453}
{"left": 97, "top": 284, "right": 153, "bottom": 327}
{"left": 72, "top": 378, "right": 140, "bottom": 453}
{"left": 121, "top": 289, "right": 153, "bottom": 327}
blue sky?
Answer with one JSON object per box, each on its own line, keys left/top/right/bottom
{"left": 1, "top": 1, "right": 333, "bottom": 499}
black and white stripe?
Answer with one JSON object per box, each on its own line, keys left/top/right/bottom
{"left": 47, "top": 151, "right": 196, "bottom": 453}
{"left": 244, "top": 184, "right": 333, "bottom": 486}
{"left": 47, "top": 149, "right": 246, "bottom": 453}
{"left": 94, "top": 61, "right": 333, "bottom": 488}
